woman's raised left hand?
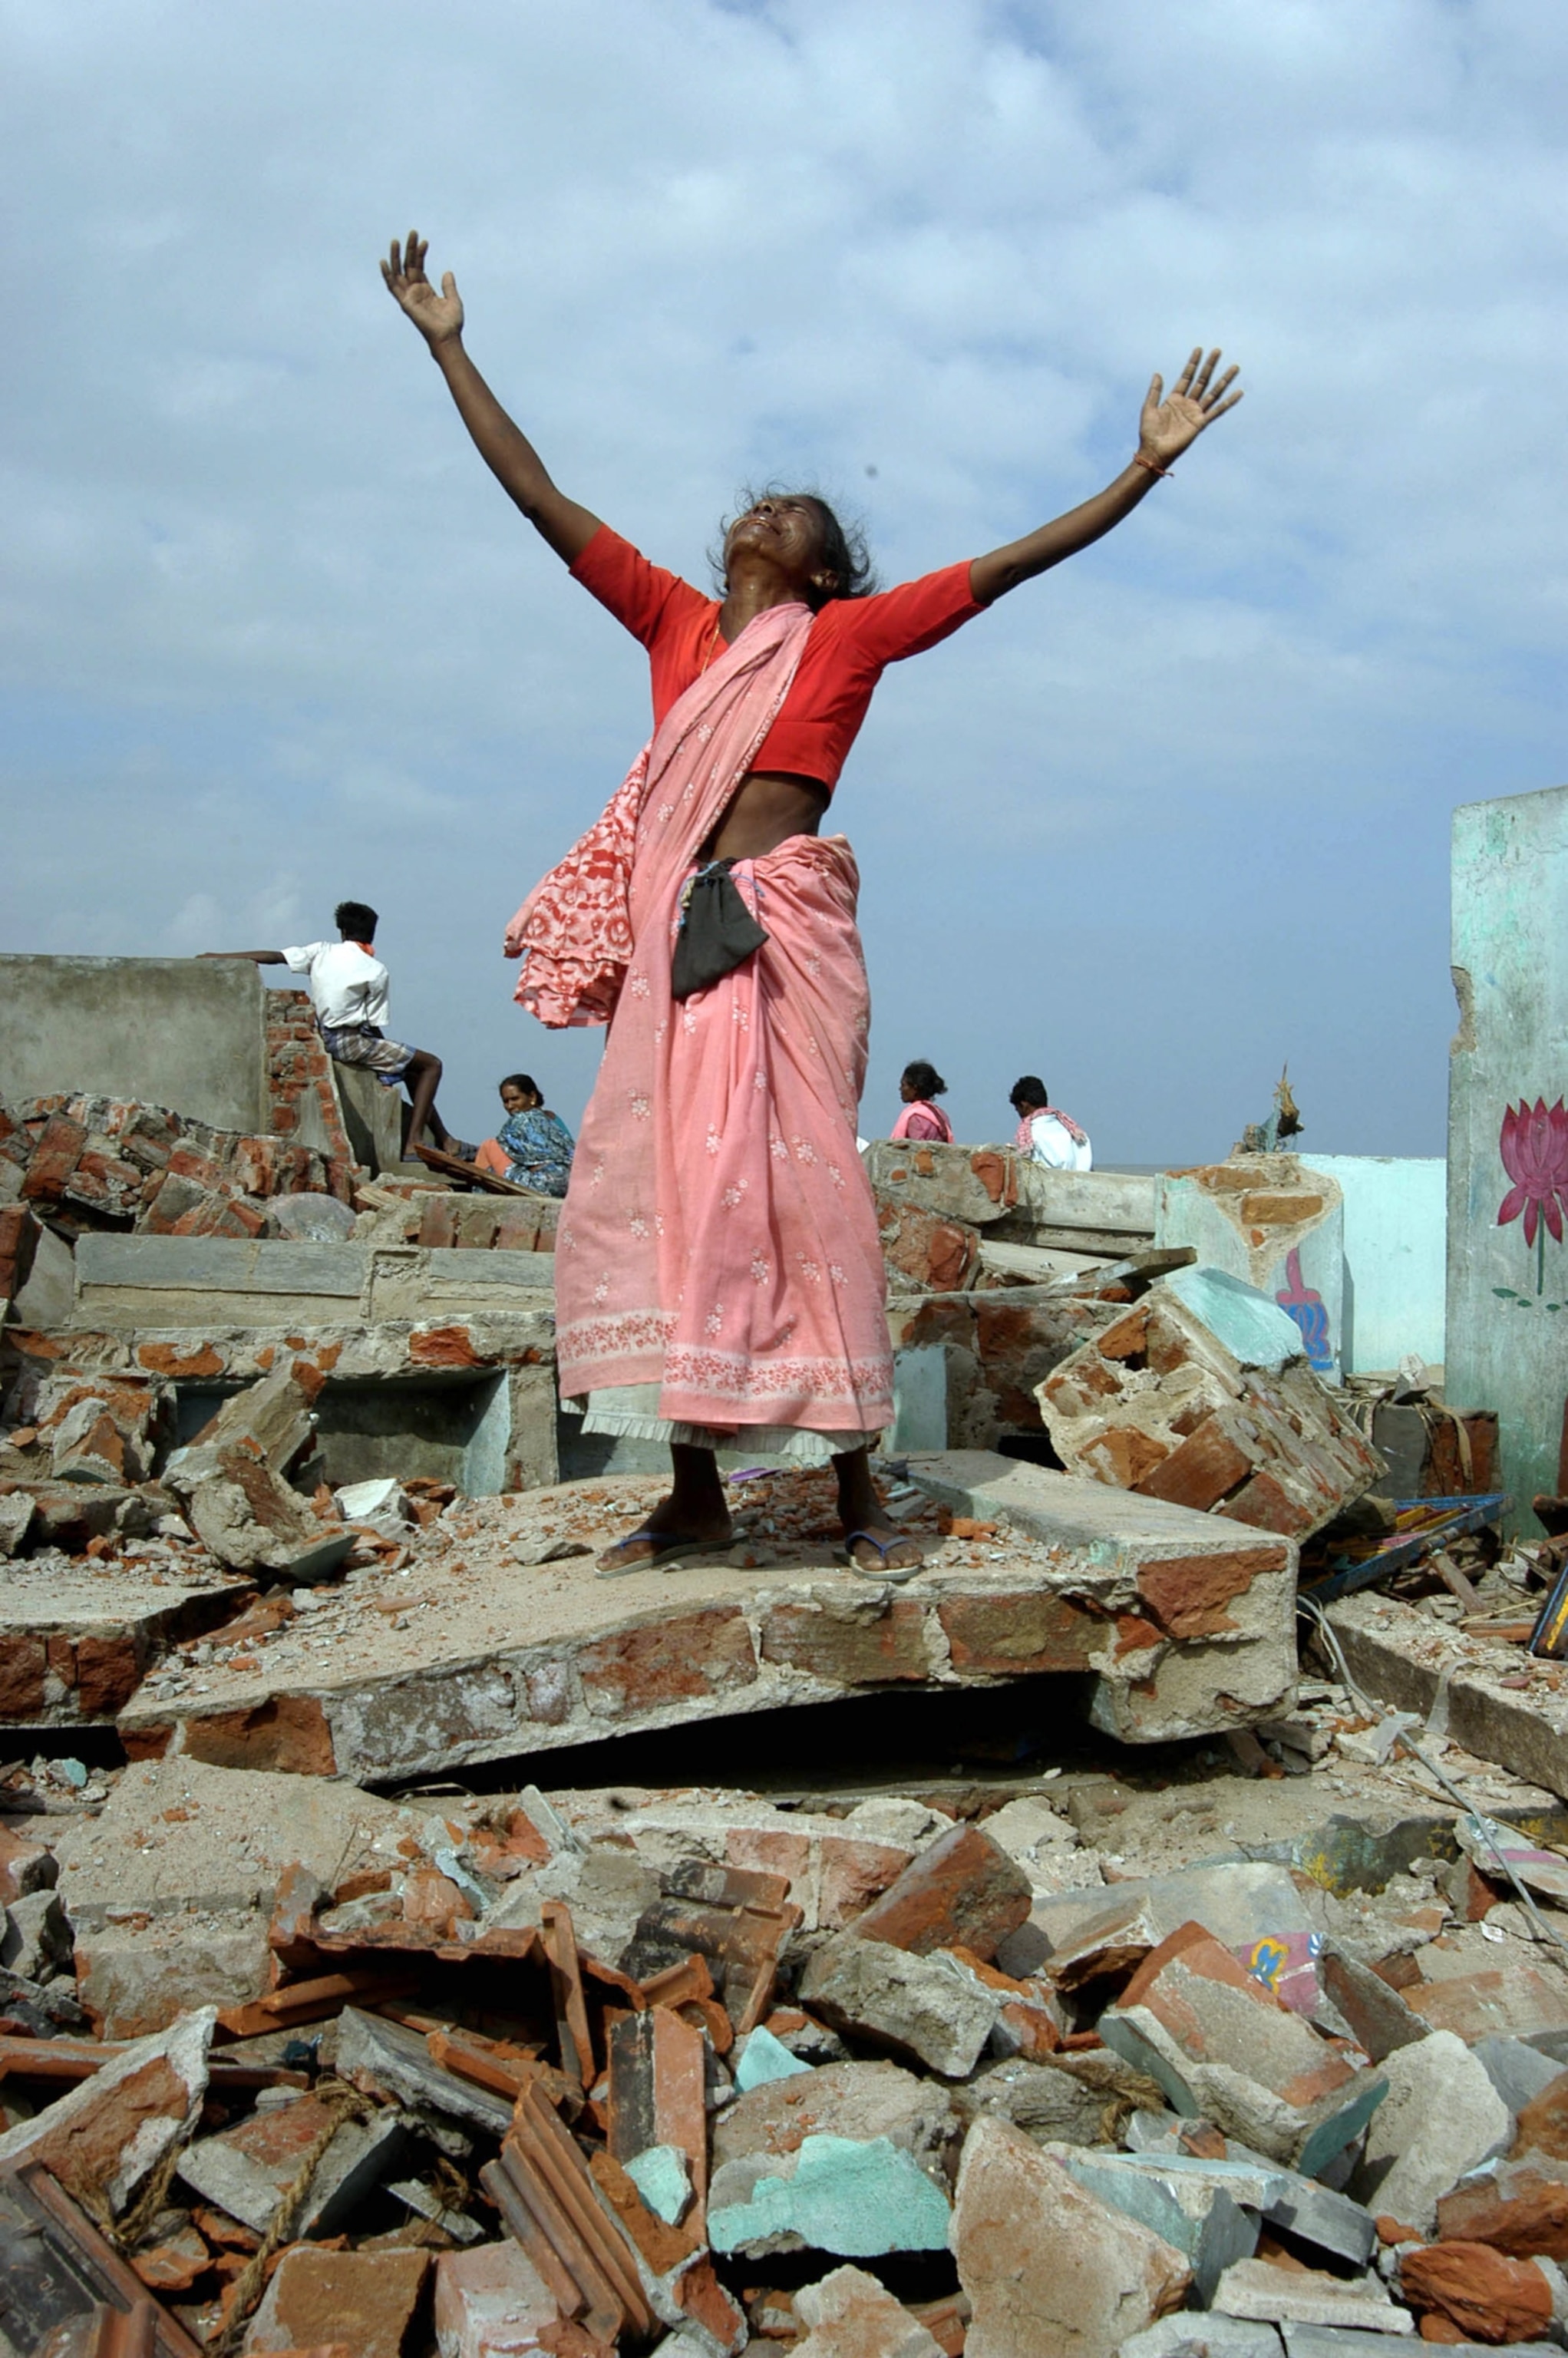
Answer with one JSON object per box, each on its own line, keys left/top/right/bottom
{"left": 1137, "top": 348, "right": 1243, "bottom": 468}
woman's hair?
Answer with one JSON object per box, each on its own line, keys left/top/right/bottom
{"left": 499, "top": 1073, "right": 540, "bottom": 1099}
{"left": 335, "top": 900, "right": 378, "bottom": 940}
{"left": 903, "top": 1059, "right": 947, "bottom": 1100}
{"left": 1010, "top": 1075, "right": 1048, "bottom": 1111}
{"left": 711, "top": 486, "right": 877, "bottom": 611}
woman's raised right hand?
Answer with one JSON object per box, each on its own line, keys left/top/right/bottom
{"left": 381, "top": 232, "right": 464, "bottom": 345}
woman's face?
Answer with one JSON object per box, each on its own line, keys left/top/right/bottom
{"left": 725, "top": 497, "right": 834, "bottom": 597}
{"left": 500, "top": 1081, "right": 537, "bottom": 1115}
{"left": 900, "top": 1076, "right": 921, "bottom": 1102}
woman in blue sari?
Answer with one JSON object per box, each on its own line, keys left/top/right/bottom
{"left": 475, "top": 1074, "right": 576, "bottom": 1196}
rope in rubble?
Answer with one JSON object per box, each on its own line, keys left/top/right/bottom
{"left": 1298, "top": 1594, "right": 1568, "bottom": 1967}
{"left": 206, "top": 2076, "right": 373, "bottom": 2356}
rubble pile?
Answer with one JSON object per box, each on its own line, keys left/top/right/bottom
{"left": 6, "top": 1730, "right": 1568, "bottom": 2353}
{"left": 0, "top": 1094, "right": 357, "bottom": 1253}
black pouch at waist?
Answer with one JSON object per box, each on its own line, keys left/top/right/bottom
{"left": 671, "top": 860, "right": 769, "bottom": 1001}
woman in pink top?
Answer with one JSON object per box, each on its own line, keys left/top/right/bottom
{"left": 382, "top": 231, "right": 1242, "bottom": 1577}
{"left": 890, "top": 1062, "right": 955, "bottom": 1145}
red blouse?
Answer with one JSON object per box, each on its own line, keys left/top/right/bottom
{"left": 569, "top": 525, "right": 984, "bottom": 794}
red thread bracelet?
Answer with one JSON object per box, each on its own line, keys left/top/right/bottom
{"left": 1133, "top": 453, "right": 1174, "bottom": 481}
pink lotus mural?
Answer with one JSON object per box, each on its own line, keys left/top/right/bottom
{"left": 1497, "top": 1097, "right": 1568, "bottom": 1295}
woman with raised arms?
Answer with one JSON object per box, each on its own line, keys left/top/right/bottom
{"left": 382, "top": 231, "right": 1241, "bottom": 1577}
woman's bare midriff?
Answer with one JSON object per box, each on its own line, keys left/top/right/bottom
{"left": 703, "top": 771, "right": 830, "bottom": 863}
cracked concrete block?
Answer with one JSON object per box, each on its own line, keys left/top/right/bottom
{"left": 1351, "top": 2029, "right": 1511, "bottom": 2234}
{"left": 1, "top": 1890, "right": 71, "bottom": 1982}
{"left": 952, "top": 2114, "right": 1190, "bottom": 2358}
{"left": 799, "top": 1935, "right": 1000, "bottom": 2079}
{"left": 1210, "top": 2259, "right": 1411, "bottom": 2335}
{"left": 956, "top": 2049, "right": 1169, "bottom": 2150}
{"left": 433, "top": 2241, "right": 561, "bottom": 2357}
{"left": 792, "top": 2264, "right": 944, "bottom": 2357}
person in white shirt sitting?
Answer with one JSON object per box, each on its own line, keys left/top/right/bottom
{"left": 1009, "top": 1074, "right": 1092, "bottom": 1171}
{"left": 205, "top": 900, "right": 469, "bottom": 1160}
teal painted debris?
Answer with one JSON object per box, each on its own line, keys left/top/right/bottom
{"left": 707, "top": 2132, "right": 951, "bottom": 2257}
{"left": 734, "top": 2023, "right": 814, "bottom": 2092}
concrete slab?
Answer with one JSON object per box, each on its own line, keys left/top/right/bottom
{"left": 0, "top": 1561, "right": 252, "bottom": 1725}
{"left": 1327, "top": 1593, "right": 1568, "bottom": 1805}
{"left": 74, "top": 1234, "right": 367, "bottom": 1327}
{"left": 115, "top": 1457, "right": 1298, "bottom": 1782}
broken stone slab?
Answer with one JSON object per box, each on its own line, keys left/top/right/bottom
{"left": 1120, "top": 2318, "right": 1283, "bottom": 2358}
{"left": 792, "top": 2264, "right": 945, "bottom": 2357}
{"left": 432, "top": 2240, "right": 561, "bottom": 2357}
{"left": 847, "top": 1818, "right": 1032, "bottom": 1963}
{"left": 1125, "top": 2119, "right": 1378, "bottom": 2271}
{"left": 1409, "top": 1961, "right": 1568, "bottom": 2048}
{"left": 952, "top": 2115, "right": 1190, "bottom": 2358}
{"left": 0, "top": 2003, "right": 213, "bottom": 2218}
{"left": 243, "top": 2244, "right": 431, "bottom": 2355}
{"left": 169, "top": 1443, "right": 352, "bottom": 1580}
{"left": 334, "top": 2006, "right": 514, "bottom": 2140}
{"left": 1054, "top": 2144, "right": 1263, "bottom": 2305}
{"left": 708, "top": 2128, "right": 952, "bottom": 2258}
{"left": 906, "top": 1449, "right": 1298, "bottom": 1742}
{"left": 713, "top": 2058, "right": 961, "bottom": 2191}
{"left": 1327, "top": 1593, "right": 1568, "bottom": 1808}
{"left": 1099, "top": 1924, "right": 1388, "bottom": 2177}
{"left": 1035, "top": 1273, "right": 1384, "bottom": 1540}
{"left": 0, "top": 1489, "right": 36, "bottom": 1556}
{"left": 172, "top": 1359, "right": 325, "bottom": 1478}
{"left": 334, "top": 1475, "right": 413, "bottom": 1539}
{"left": 1281, "top": 2334, "right": 1552, "bottom": 2358}
{"left": 0, "top": 1823, "right": 58, "bottom": 1905}
{"left": 178, "top": 2092, "right": 409, "bottom": 2238}
{"left": 2, "top": 1889, "right": 71, "bottom": 1982}
{"left": 1474, "top": 2036, "right": 1568, "bottom": 2120}
{"left": 0, "top": 1567, "right": 253, "bottom": 1726}
{"left": 1350, "top": 2029, "right": 1511, "bottom": 2232}
{"left": 799, "top": 1934, "right": 1000, "bottom": 2079}
{"left": 1212, "top": 2261, "right": 1411, "bottom": 2334}
{"left": 583, "top": 1789, "right": 915, "bottom": 1935}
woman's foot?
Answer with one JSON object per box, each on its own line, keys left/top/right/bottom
{"left": 595, "top": 1445, "right": 734, "bottom": 1574}
{"left": 833, "top": 1446, "right": 924, "bottom": 1579}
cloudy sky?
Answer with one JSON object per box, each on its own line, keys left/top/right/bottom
{"left": 4, "top": 0, "right": 1563, "bottom": 1164}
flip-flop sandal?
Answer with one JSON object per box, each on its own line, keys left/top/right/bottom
{"left": 841, "top": 1528, "right": 924, "bottom": 1584}
{"left": 596, "top": 1527, "right": 736, "bottom": 1580}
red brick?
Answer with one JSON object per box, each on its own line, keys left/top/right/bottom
{"left": 177, "top": 1694, "right": 337, "bottom": 1776}
{"left": 137, "top": 1340, "right": 225, "bottom": 1377}
{"left": 248, "top": 2248, "right": 431, "bottom": 2358}
{"left": 1134, "top": 1415, "right": 1253, "bottom": 1511}
{"left": 0, "top": 1636, "right": 48, "bottom": 1717}
{"left": 408, "top": 1324, "right": 483, "bottom": 1368}
{"left": 759, "top": 1597, "right": 931, "bottom": 1683}
{"left": 417, "top": 1199, "right": 460, "bottom": 1250}
{"left": 1402, "top": 2241, "right": 1555, "bottom": 2343}
{"left": 1084, "top": 1427, "right": 1170, "bottom": 1487}
{"left": 21, "top": 1115, "right": 87, "bottom": 1203}
{"left": 849, "top": 1820, "right": 1032, "bottom": 1961}
{"left": 969, "top": 1148, "right": 1016, "bottom": 1207}
{"left": 939, "top": 1590, "right": 1100, "bottom": 1673}
{"left": 875, "top": 1196, "right": 980, "bottom": 1292}
{"left": 1136, "top": 1546, "right": 1281, "bottom": 1639}
{"left": 1098, "top": 1308, "right": 1150, "bottom": 1362}
{"left": 577, "top": 1607, "right": 758, "bottom": 1714}
{"left": 0, "top": 1204, "right": 38, "bottom": 1300}
{"left": 75, "top": 1635, "right": 145, "bottom": 1716}
{"left": 1217, "top": 1470, "right": 1314, "bottom": 1537}
{"left": 1440, "top": 2168, "right": 1568, "bottom": 2258}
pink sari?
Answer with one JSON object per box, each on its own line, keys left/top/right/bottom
{"left": 890, "top": 1101, "right": 953, "bottom": 1144}
{"left": 507, "top": 603, "right": 893, "bottom": 1448}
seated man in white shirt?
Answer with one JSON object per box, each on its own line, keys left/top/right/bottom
{"left": 204, "top": 901, "right": 467, "bottom": 1159}
{"left": 1010, "top": 1074, "right": 1093, "bottom": 1171}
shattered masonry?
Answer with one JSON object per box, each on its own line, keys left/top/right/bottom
{"left": 3, "top": 951, "right": 1568, "bottom": 2353}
